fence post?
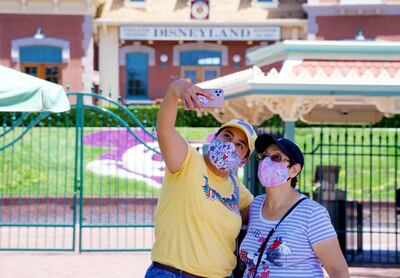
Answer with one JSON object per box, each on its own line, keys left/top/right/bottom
{"left": 73, "top": 93, "right": 85, "bottom": 252}
{"left": 284, "top": 121, "right": 295, "bottom": 141}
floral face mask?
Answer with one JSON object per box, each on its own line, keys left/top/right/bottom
{"left": 258, "top": 156, "right": 289, "bottom": 188}
{"left": 208, "top": 139, "right": 243, "bottom": 173}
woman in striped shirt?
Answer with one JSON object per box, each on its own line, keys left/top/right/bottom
{"left": 239, "top": 134, "right": 349, "bottom": 278}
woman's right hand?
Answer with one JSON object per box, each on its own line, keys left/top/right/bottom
{"left": 166, "top": 79, "right": 214, "bottom": 111}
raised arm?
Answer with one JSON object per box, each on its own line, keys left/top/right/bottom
{"left": 156, "top": 80, "right": 211, "bottom": 173}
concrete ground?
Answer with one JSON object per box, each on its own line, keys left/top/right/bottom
{"left": 0, "top": 252, "right": 399, "bottom": 278}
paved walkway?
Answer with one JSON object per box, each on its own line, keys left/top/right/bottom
{"left": 0, "top": 252, "right": 399, "bottom": 278}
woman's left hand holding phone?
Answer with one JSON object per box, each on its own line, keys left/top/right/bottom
{"left": 168, "top": 79, "right": 214, "bottom": 111}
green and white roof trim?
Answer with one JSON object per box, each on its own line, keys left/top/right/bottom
{"left": 198, "top": 40, "right": 400, "bottom": 125}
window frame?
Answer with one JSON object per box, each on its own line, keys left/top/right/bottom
{"left": 21, "top": 63, "right": 62, "bottom": 84}
{"left": 180, "top": 66, "right": 220, "bottom": 84}
{"left": 125, "top": 52, "right": 149, "bottom": 99}
{"left": 252, "top": 0, "right": 279, "bottom": 8}
{"left": 124, "top": 0, "right": 147, "bottom": 9}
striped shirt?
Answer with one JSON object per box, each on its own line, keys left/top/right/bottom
{"left": 239, "top": 194, "right": 337, "bottom": 278}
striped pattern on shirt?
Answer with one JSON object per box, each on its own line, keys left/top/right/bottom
{"left": 239, "top": 194, "right": 337, "bottom": 278}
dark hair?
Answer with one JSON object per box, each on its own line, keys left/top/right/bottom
{"left": 215, "top": 127, "right": 250, "bottom": 159}
{"left": 288, "top": 160, "right": 299, "bottom": 188}
{"left": 290, "top": 176, "right": 298, "bottom": 188}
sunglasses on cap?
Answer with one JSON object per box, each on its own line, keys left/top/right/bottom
{"left": 256, "top": 152, "right": 291, "bottom": 163}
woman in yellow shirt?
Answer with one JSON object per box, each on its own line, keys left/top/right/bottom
{"left": 145, "top": 79, "right": 257, "bottom": 277}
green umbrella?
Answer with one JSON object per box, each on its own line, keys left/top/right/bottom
{"left": 0, "top": 65, "right": 70, "bottom": 112}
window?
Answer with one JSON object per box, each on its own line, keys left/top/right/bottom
{"left": 126, "top": 52, "right": 148, "bottom": 98}
{"left": 179, "top": 50, "right": 221, "bottom": 83}
{"left": 124, "top": 0, "right": 146, "bottom": 9}
{"left": 181, "top": 67, "right": 220, "bottom": 84}
{"left": 22, "top": 64, "right": 61, "bottom": 83}
{"left": 20, "top": 46, "right": 62, "bottom": 84}
{"left": 180, "top": 50, "right": 221, "bottom": 66}
{"left": 252, "top": 0, "right": 279, "bottom": 8}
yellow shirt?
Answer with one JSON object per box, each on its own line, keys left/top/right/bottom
{"left": 151, "top": 145, "right": 253, "bottom": 277}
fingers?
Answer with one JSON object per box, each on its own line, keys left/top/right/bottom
{"left": 193, "top": 86, "right": 214, "bottom": 100}
{"left": 188, "top": 86, "right": 203, "bottom": 109}
{"left": 180, "top": 84, "right": 205, "bottom": 111}
{"left": 173, "top": 80, "right": 214, "bottom": 111}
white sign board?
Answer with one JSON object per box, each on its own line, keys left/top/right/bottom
{"left": 120, "top": 26, "right": 281, "bottom": 41}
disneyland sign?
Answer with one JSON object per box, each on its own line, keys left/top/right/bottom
{"left": 119, "top": 26, "right": 281, "bottom": 41}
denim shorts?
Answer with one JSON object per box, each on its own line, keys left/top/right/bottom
{"left": 144, "top": 263, "right": 195, "bottom": 278}
{"left": 144, "top": 263, "right": 233, "bottom": 278}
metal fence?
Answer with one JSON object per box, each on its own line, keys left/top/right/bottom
{"left": 0, "top": 93, "right": 399, "bottom": 264}
{"left": 0, "top": 93, "right": 160, "bottom": 252}
{"left": 297, "top": 127, "right": 400, "bottom": 264}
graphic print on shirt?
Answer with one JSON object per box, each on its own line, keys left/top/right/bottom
{"left": 202, "top": 175, "right": 239, "bottom": 214}
{"left": 240, "top": 234, "right": 291, "bottom": 278}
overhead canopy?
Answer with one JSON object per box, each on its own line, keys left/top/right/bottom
{"left": 0, "top": 65, "right": 70, "bottom": 112}
{"left": 198, "top": 40, "right": 400, "bottom": 126}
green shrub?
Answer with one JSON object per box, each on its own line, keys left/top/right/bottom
{"left": 1, "top": 106, "right": 400, "bottom": 128}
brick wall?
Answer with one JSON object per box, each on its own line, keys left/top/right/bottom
{"left": 0, "top": 14, "right": 86, "bottom": 92}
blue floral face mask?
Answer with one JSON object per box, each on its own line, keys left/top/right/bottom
{"left": 208, "top": 139, "right": 242, "bottom": 172}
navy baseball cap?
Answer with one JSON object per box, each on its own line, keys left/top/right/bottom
{"left": 255, "top": 134, "right": 304, "bottom": 169}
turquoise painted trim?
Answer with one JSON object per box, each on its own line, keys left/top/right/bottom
{"left": 67, "top": 92, "right": 157, "bottom": 141}
{"left": 284, "top": 122, "right": 295, "bottom": 141}
{"left": 247, "top": 40, "right": 400, "bottom": 66}
{"left": 78, "top": 93, "right": 85, "bottom": 253}
{"left": 83, "top": 105, "right": 160, "bottom": 154}
{"left": 0, "top": 113, "right": 29, "bottom": 137}
{"left": 307, "top": 146, "right": 400, "bottom": 156}
{"left": 0, "top": 248, "right": 75, "bottom": 251}
{"left": 0, "top": 92, "right": 161, "bottom": 252}
{"left": 225, "top": 88, "right": 400, "bottom": 100}
{"left": 0, "top": 224, "right": 73, "bottom": 227}
{"left": 0, "top": 92, "right": 158, "bottom": 153}
{"left": 73, "top": 94, "right": 83, "bottom": 253}
{"left": 0, "top": 113, "right": 49, "bottom": 152}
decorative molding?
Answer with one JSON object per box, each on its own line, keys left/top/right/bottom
{"left": 194, "top": 63, "right": 399, "bottom": 123}
{"left": 261, "top": 97, "right": 333, "bottom": 122}
{"left": 197, "top": 66, "right": 264, "bottom": 93}
{"left": 369, "top": 97, "right": 400, "bottom": 115}
{"left": 206, "top": 98, "right": 275, "bottom": 126}
{"left": 119, "top": 44, "right": 155, "bottom": 66}
{"left": 262, "top": 67, "right": 400, "bottom": 84}
{"left": 173, "top": 43, "right": 228, "bottom": 66}
{"left": 245, "top": 45, "right": 263, "bottom": 66}
{"left": 248, "top": 40, "right": 400, "bottom": 67}
{"left": 11, "top": 37, "right": 70, "bottom": 63}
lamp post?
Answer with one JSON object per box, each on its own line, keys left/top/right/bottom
{"left": 34, "top": 27, "right": 45, "bottom": 39}
{"left": 160, "top": 53, "right": 168, "bottom": 69}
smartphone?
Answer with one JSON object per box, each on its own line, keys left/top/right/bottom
{"left": 197, "top": 89, "right": 224, "bottom": 108}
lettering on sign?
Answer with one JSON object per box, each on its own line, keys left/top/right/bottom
{"left": 120, "top": 26, "right": 281, "bottom": 41}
